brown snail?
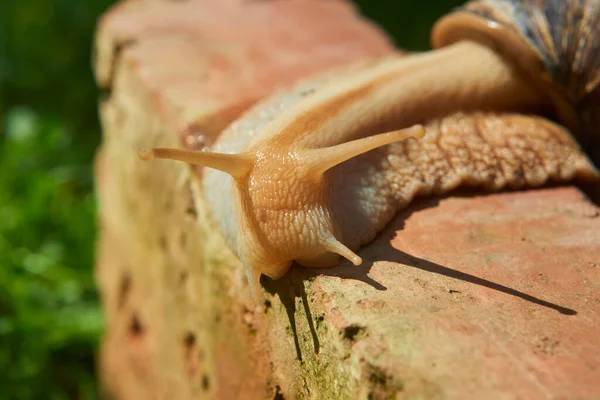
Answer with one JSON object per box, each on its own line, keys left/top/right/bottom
{"left": 140, "top": 0, "right": 600, "bottom": 300}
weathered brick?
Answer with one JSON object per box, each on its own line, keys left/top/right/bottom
{"left": 94, "top": 0, "right": 393, "bottom": 142}
{"left": 94, "top": 0, "right": 600, "bottom": 399}
{"left": 94, "top": 0, "right": 395, "bottom": 398}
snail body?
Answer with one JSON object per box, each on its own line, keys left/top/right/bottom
{"left": 141, "top": 0, "right": 599, "bottom": 299}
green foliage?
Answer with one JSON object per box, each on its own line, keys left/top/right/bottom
{"left": 0, "top": 109, "right": 103, "bottom": 399}
{"left": 355, "top": 0, "right": 465, "bottom": 50}
{"left": 1, "top": 0, "right": 115, "bottom": 398}
{"left": 0, "top": 0, "right": 464, "bottom": 399}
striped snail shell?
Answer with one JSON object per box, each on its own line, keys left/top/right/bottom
{"left": 432, "top": 0, "right": 600, "bottom": 164}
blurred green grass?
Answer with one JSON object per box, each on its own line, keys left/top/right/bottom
{"left": 1, "top": 0, "right": 115, "bottom": 398}
{"left": 0, "top": 0, "right": 463, "bottom": 398}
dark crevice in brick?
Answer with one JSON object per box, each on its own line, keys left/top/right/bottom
{"left": 180, "top": 270, "right": 189, "bottom": 285}
{"left": 343, "top": 324, "right": 366, "bottom": 342}
{"left": 185, "top": 197, "right": 198, "bottom": 219}
{"left": 366, "top": 364, "right": 405, "bottom": 400}
{"left": 273, "top": 385, "right": 285, "bottom": 400}
{"left": 117, "top": 273, "right": 132, "bottom": 310}
{"left": 100, "top": 38, "right": 137, "bottom": 97}
{"left": 263, "top": 299, "right": 272, "bottom": 312}
{"left": 183, "top": 332, "right": 196, "bottom": 348}
{"left": 130, "top": 313, "right": 144, "bottom": 336}
{"left": 201, "top": 375, "right": 210, "bottom": 391}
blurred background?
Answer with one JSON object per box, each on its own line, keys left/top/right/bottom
{"left": 0, "top": 0, "right": 463, "bottom": 398}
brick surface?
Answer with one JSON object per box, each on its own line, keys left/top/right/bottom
{"left": 94, "top": 0, "right": 600, "bottom": 399}
{"left": 93, "top": 0, "right": 395, "bottom": 399}
{"left": 272, "top": 187, "right": 600, "bottom": 398}
{"left": 95, "top": 0, "right": 393, "bottom": 142}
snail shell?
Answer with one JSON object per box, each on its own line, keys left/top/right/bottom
{"left": 433, "top": 0, "right": 600, "bottom": 161}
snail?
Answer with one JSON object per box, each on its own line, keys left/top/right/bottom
{"left": 140, "top": 0, "right": 599, "bottom": 300}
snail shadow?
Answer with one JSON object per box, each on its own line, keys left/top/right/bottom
{"left": 261, "top": 190, "right": 580, "bottom": 360}
{"left": 580, "top": 181, "right": 600, "bottom": 206}
{"left": 310, "top": 245, "right": 577, "bottom": 316}
{"left": 262, "top": 274, "right": 320, "bottom": 362}
{"left": 324, "top": 193, "right": 578, "bottom": 315}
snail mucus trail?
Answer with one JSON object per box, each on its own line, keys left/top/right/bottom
{"left": 140, "top": 0, "right": 600, "bottom": 300}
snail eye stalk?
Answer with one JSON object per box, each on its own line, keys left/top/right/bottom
{"left": 139, "top": 148, "right": 253, "bottom": 179}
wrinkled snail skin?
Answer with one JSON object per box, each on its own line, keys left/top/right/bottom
{"left": 141, "top": 0, "right": 600, "bottom": 300}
